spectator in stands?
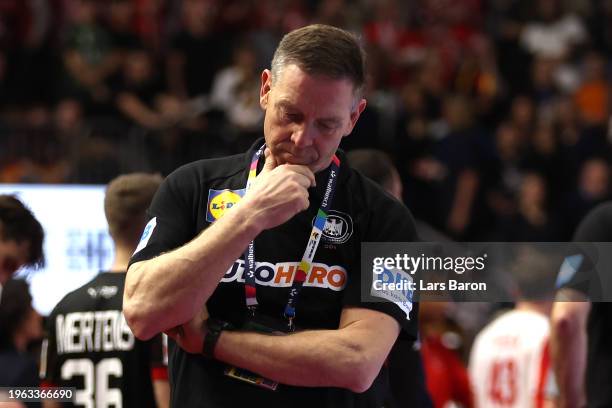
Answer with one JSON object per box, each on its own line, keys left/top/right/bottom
{"left": 529, "top": 57, "right": 561, "bottom": 110}
{"left": 313, "top": 0, "right": 357, "bottom": 30}
{"left": 574, "top": 51, "right": 609, "bottom": 128}
{"left": 114, "top": 47, "right": 170, "bottom": 130}
{"left": 519, "top": 0, "right": 587, "bottom": 60}
{"left": 523, "top": 120, "right": 565, "bottom": 203}
{"left": 508, "top": 95, "right": 536, "bottom": 141}
{"left": 59, "top": 0, "right": 120, "bottom": 111}
{"left": 485, "top": 122, "right": 525, "bottom": 222}
{"left": 0, "top": 51, "right": 9, "bottom": 116}
{"left": 104, "top": 0, "right": 142, "bottom": 52}
{"left": 363, "top": 0, "right": 412, "bottom": 88}
{"left": 209, "top": 40, "right": 264, "bottom": 152}
{"left": 393, "top": 86, "right": 441, "bottom": 224}
{"left": 554, "top": 95, "right": 597, "bottom": 180}
{"left": 562, "top": 158, "right": 611, "bottom": 238}
{"left": 497, "top": 172, "right": 561, "bottom": 241}
{"left": 167, "top": 0, "right": 226, "bottom": 100}
{"left": 454, "top": 36, "right": 506, "bottom": 129}
{"left": 431, "top": 94, "right": 485, "bottom": 239}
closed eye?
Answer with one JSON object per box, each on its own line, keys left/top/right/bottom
{"left": 278, "top": 109, "right": 303, "bottom": 124}
{"left": 286, "top": 113, "right": 302, "bottom": 123}
{"left": 317, "top": 120, "right": 340, "bottom": 132}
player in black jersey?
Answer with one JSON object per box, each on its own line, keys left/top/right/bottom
{"left": 125, "top": 24, "right": 419, "bottom": 408}
{"left": 41, "top": 173, "right": 168, "bottom": 408}
{"left": 347, "top": 149, "right": 433, "bottom": 408}
{"left": 551, "top": 202, "right": 612, "bottom": 408}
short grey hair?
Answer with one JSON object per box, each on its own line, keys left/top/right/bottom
{"left": 270, "top": 24, "right": 366, "bottom": 97}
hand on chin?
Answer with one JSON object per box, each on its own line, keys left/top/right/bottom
{"left": 277, "top": 152, "right": 318, "bottom": 167}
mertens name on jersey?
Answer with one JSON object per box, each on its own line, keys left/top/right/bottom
{"left": 55, "top": 310, "right": 135, "bottom": 354}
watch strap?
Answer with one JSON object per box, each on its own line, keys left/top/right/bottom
{"left": 202, "top": 318, "right": 233, "bottom": 359}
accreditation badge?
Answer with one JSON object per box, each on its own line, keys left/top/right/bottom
{"left": 223, "top": 366, "right": 279, "bottom": 391}
{"left": 223, "top": 312, "right": 291, "bottom": 391}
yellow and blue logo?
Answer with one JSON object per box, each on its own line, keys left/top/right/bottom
{"left": 206, "top": 188, "right": 245, "bottom": 222}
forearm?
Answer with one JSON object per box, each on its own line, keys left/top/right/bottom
{"left": 552, "top": 328, "right": 586, "bottom": 407}
{"left": 124, "top": 205, "right": 261, "bottom": 339}
{"left": 215, "top": 324, "right": 388, "bottom": 392}
{"left": 126, "top": 159, "right": 317, "bottom": 339}
{"left": 551, "top": 294, "right": 589, "bottom": 408}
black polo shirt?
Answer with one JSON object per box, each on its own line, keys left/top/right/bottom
{"left": 130, "top": 139, "right": 419, "bottom": 407}
{"left": 561, "top": 202, "right": 612, "bottom": 408}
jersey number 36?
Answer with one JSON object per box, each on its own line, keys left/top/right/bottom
{"left": 61, "top": 358, "right": 122, "bottom": 408}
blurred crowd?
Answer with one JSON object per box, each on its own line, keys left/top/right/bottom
{"left": 1, "top": 0, "right": 612, "bottom": 243}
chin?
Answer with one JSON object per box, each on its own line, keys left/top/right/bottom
{"left": 279, "top": 153, "right": 315, "bottom": 167}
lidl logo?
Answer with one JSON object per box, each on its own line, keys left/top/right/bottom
{"left": 206, "top": 189, "right": 245, "bottom": 222}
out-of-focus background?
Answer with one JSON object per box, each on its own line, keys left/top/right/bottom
{"left": 2, "top": 0, "right": 611, "bottom": 243}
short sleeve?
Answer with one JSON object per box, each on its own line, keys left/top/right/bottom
{"left": 342, "top": 181, "right": 419, "bottom": 339}
{"left": 557, "top": 203, "right": 612, "bottom": 299}
{"left": 129, "top": 167, "right": 198, "bottom": 267}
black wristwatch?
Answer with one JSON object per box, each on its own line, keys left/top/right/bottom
{"left": 202, "top": 318, "right": 234, "bottom": 359}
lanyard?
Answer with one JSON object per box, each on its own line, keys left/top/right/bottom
{"left": 242, "top": 144, "right": 340, "bottom": 330}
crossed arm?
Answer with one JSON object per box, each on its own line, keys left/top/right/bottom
{"left": 123, "top": 151, "right": 315, "bottom": 340}
{"left": 126, "top": 207, "right": 401, "bottom": 392}
{"left": 168, "top": 305, "right": 400, "bottom": 393}
{"left": 124, "top": 151, "right": 405, "bottom": 392}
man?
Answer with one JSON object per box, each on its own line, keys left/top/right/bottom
{"left": 0, "top": 195, "right": 44, "bottom": 296}
{"left": 551, "top": 202, "right": 612, "bottom": 408}
{"left": 124, "top": 24, "right": 419, "bottom": 407}
{"left": 469, "top": 248, "right": 559, "bottom": 408}
{"left": 41, "top": 173, "right": 169, "bottom": 408}
{"left": 347, "top": 148, "right": 433, "bottom": 408}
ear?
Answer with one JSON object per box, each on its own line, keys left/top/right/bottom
{"left": 260, "top": 69, "right": 272, "bottom": 110}
{"left": 344, "top": 98, "right": 367, "bottom": 137}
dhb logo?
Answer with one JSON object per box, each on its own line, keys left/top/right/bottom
{"left": 315, "top": 210, "right": 353, "bottom": 244}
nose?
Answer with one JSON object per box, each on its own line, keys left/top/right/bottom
{"left": 291, "top": 123, "right": 316, "bottom": 147}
